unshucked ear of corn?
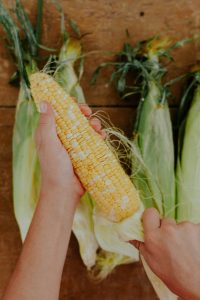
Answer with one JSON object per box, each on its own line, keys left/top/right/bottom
{"left": 30, "top": 72, "right": 140, "bottom": 222}
{"left": 13, "top": 88, "right": 40, "bottom": 239}
{"left": 176, "top": 69, "right": 200, "bottom": 223}
{"left": 0, "top": 0, "right": 42, "bottom": 240}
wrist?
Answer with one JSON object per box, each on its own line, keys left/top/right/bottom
{"left": 39, "top": 181, "right": 79, "bottom": 213}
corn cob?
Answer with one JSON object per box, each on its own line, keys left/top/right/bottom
{"left": 30, "top": 72, "right": 140, "bottom": 222}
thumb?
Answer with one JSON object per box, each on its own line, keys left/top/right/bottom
{"left": 38, "top": 101, "right": 55, "bottom": 128}
{"left": 35, "top": 101, "right": 57, "bottom": 150}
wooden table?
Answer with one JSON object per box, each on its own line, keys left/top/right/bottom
{"left": 0, "top": 1, "right": 199, "bottom": 299}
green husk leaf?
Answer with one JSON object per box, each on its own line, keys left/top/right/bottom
{"left": 134, "top": 80, "right": 175, "bottom": 217}
{"left": 54, "top": 37, "right": 85, "bottom": 103}
{"left": 0, "top": 2, "right": 29, "bottom": 89}
{"left": 15, "top": 0, "right": 38, "bottom": 57}
{"left": 35, "top": 0, "right": 43, "bottom": 47}
{"left": 13, "top": 89, "right": 40, "bottom": 240}
{"left": 177, "top": 73, "right": 200, "bottom": 223}
{"left": 70, "top": 19, "right": 81, "bottom": 38}
{"left": 0, "top": 0, "right": 41, "bottom": 239}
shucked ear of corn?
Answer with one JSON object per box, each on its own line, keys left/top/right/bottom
{"left": 52, "top": 27, "right": 100, "bottom": 267}
{"left": 47, "top": 23, "right": 141, "bottom": 270}
{"left": 55, "top": 23, "right": 143, "bottom": 272}
{"left": 30, "top": 72, "right": 140, "bottom": 222}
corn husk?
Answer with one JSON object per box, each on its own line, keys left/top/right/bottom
{"left": 13, "top": 85, "right": 40, "bottom": 240}
{"left": 0, "top": 0, "right": 42, "bottom": 239}
{"left": 176, "top": 71, "right": 200, "bottom": 223}
{"left": 134, "top": 79, "right": 175, "bottom": 218}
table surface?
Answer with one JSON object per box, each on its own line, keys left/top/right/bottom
{"left": 0, "top": 0, "right": 199, "bottom": 299}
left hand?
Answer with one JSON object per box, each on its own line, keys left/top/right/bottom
{"left": 35, "top": 101, "right": 105, "bottom": 204}
{"left": 130, "top": 208, "right": 200, "bottom": 300}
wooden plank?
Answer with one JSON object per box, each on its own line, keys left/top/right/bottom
{"left": 0, "top": 0, "right": 199, "bottom": 107}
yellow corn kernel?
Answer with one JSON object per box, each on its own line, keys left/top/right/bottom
{"left": 30, "top": 72, "right": 140, "bottom": 222}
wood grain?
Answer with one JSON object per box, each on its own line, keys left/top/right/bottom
{"left": 0, "top": 0, "right": 198, "bottom": 299}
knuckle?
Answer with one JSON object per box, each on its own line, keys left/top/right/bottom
{"left": 39, "top": 117, "right": 51, "bottom": 127}
{"left": 161, "top": 217, "right": 174, "bottom": 226}
{"left": 145, "top": 207, "right": 156, "bottom": 214}
{"left": 178, "top": 221, "right": 191, "bottom": 227}
{"left": 143, "top": 207, "right": 157, "bottom": 218}
{"left": 142, "top": 208, "right": 151, "bottom": 220}
{"left": 165, "top": 223, "right": 175, "bottom": 231}
{"left": 178, "top": 221, "right": 194, "bottom": 230}
{"left": 162, "top": 223, "right": 176, "bottom": 234}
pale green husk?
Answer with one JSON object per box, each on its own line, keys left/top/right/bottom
{"left": 134, "top": 80, "right": 175, "bottom": 218}
{"left": 13, "top": 82, "right": 40, "bottom": 240}
{"left": 176, "top": 76, "right": 200, "bottom": 223}
{"left": 0, "top": 0, "right": 41, "bottom": 240}
{"left": 55, "top": 37, "right": 85, "bottom": 103}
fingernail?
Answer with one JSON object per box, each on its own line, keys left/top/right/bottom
{"left": 39, "top": 101, "right": 47, "bottom": 113}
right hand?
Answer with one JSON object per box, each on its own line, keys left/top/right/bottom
{"left": 131, "top": 208, "right": 200, "bottom": 300}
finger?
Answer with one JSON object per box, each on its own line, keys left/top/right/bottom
{"left": 89, "top": 117, "right": 102, "bottom": 132}
{"left": 79, "top": 104, "right": 92, "bottom": 117}
{"left": 129, "top": 241, "right": 148, "bottom": 259}
{"left": 35, "top": 101, "right": 57, "bottom": 148}
{"left": 161, "top": 217, "right": 176, "bottom": 227}
{"left": 142, "top": 208, "right": 161, "bottom": 234}
{"left": 130, "top": 240, "right": 144, "bottom": 251}
{"left": 38, "top": 101, "right": 56, "bottom": 131}
{"left": 177, "top": 220, "right": 191, "bottom": 226}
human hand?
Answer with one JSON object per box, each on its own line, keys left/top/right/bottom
{"left": 35, "top": 101, "right": 106, "bottom": 204}
{"left": 131, "top": 208, "right": 200, "bottom": 300}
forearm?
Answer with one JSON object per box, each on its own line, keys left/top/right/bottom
{"left": 3, "top": 184, "right": 77, "bottom": 300}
